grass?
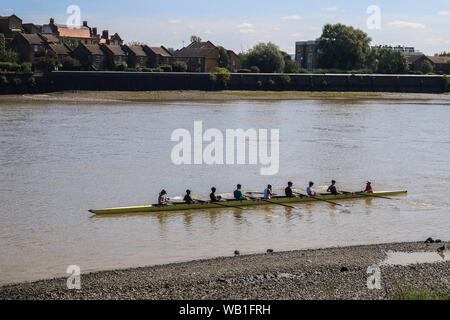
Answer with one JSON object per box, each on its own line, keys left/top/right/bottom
{"left": 386, "top": 281, "right": 449, "bottom": 300}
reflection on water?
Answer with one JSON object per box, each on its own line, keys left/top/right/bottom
{"left": 0, "top": 99, "right": 450, "bottom": 284}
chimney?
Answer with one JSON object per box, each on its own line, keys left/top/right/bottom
{"left": 50, "top": 18, "right": 55, "bottom": 25}
{"left": 83, "top": 21, "right": 88, "bottom": 27}
{"left": 92, "top": 27, "right": 97, "bottom": 36}
{"left": 102, "top": 30, "right": 109, "bottom": 39}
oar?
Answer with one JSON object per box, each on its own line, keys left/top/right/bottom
{"left": 342, "top": 191, "right": 394, "bottom": 200}
{"left": 195, "top": 199, "right": 245, "bottom": 210}
{"left": 246, "top": 194, "right": 298, "bottom": 209}
{"left": 293, "top": 192, "right": 343, "bottom": 206}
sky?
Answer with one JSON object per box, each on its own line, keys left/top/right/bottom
{"left": 2, "top": 0, "right": 450, "bottom": 55}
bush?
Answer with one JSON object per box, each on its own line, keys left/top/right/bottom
{"left": 12, "top": 77, "right": 21, "bottom": 87}
{"left": 1, "top": 75, "right": 8, "bottom": 84}
{"left": 152, "top": 68, "right": 164, "bottom": 72}
{"left": 62, "top": 57, "right": 82, "bottom": 71}
{"left": 115, "top": 61, "right": 128, "bottom": 71}
{"left": 256, "top": 80, "right": 263, "bottom": 89}
{"left": 267, "top": 79, "right": 275, "bottom": 89}
{"left": 28, "top": 77, "right": 36, "bottom": 87}
{"left": 250, "top": 66, "right": 260, "bottom": 73}
{"left": 238, "top": 69, "right": 251, "bottom": 73}
{"left": 284, "top": 60, "right": 300, "bottom": 73}
{"left": 210, "top": 67, "right": 231, "bottom": 89}
{"left": 172, "top": 61, "right": 187, "bottom": 72}
{"left": 421, "top": 60, "right": 434, "bottom": 74}
{"left": 0, "top": 62, "right": 21, "bottom": 72}
{"left": 21, "top": 62, "right": 32, "bottom": 74}
{"left": 280, "top": 74, "right": 291, "bottom": 86}
{"left": 126, "top": 67, "right": 138, "bottom": 72}
{"left": 160, "top": 64, "right": 172, "bottom": 72}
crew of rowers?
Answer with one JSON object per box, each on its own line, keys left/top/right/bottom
{"left": 158, "top": 181, "right": 374, "bottom": 205}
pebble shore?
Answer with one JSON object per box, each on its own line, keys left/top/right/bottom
{"left": 1, "top": 241, "right": 448, "bottom": 300}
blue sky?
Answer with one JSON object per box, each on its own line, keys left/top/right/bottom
{"left": 2, "top": 0, "right": 450, "bottom": 54}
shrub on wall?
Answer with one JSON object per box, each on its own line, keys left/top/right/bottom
{"left": 250, "top": 66, "right": 260, "bottom": 73}
{"left": 210, "top": 67, "right": 231, "bottom": 89}
{"left": 172, "top": 61, "right": 187, "bottom": 72}
{"left": 238, "top": 69, "right": 251, "bottom": 73}
{"left": 160, "top": 64, "right": 172, "bottom": 72}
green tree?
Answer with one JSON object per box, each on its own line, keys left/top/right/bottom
{"left": 238, "top": 52, "right": 249, "bottom": 69}
{"left": 172, "top": 61, "right": 187, "bottom": 72}
{"left": 36, "top": 49, "right": 58, "bottom": 72}
{"left": 0, "top": 33, "right": 5, "bottom": 61}
{"left": 421, "top": 60, "right": 434, "bottom": 74}
{"left": 284, "top": 60, "right": 300, "bottom": 73}
{"left": 62, "top": 57, "right": 82, "bottom": 70}
{"left": 190, "top": 35, "right": 202, "bottom": 43}
{"left": 435, "top": 51, "right": 450, "bottom": 57}
{"left": 375, "top": 48, "right": 409, "bottom": 74}
{"left": 317, "top": 23, "right": 371, "bottom": 70}
{"left": 246, "top": 42, "right": 285, "bottom": 73}
{"left": 217, "top": 46, "right": 229, "bottom": 68}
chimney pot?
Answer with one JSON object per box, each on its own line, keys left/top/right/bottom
{"left": 102, "top": 30, "right": 109, "bottom": 39}
{"left": 50, "top": 18, "right": 55, "bottom": 24}
{"left": 93, "top": 27, "right": 97, "bottom": 36}
{"left": 83, "top": 21, "right": 88, "bottom": 27}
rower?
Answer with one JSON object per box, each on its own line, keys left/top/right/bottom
{"left": 306, "top": 181, "right": 317, "bottom": 196}
{"left": 327, "top": 180, "right": 339, "bottom": 195}
{"left": 158, "top": 189, "right": 169, "bottom": 205}
{"left": 234, "top": 184, "right": 248, "bottom": 200}
{"left": 285, "top": 181, "right": 295, "bottom": 197}
{"left": 364, "top": 181, "right": 374, "bottom": 193}
{"left": 210, "top": 187, "right": 222, "bottom": 202}
{"left": 184, "top": 189, "right": 196, "bottom": 204}
{"left": 264, "top": 184, "right": 273, "bottom": 199}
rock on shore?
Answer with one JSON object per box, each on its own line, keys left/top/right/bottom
{"left": 0, "top": 241, "right": 448, "bottom": 300}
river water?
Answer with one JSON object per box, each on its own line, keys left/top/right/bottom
{"left": 0, "top": 97, "right": 449, "bottom": 285}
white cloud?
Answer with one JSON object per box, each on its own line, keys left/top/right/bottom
{"left": 291, "top": 32, "right": 304, "bottom": 37}
{"left": 385, "top": 20, "right": 426, "bottom": 29}
{"left": 168, "top": 19, "right": 182, "bottom": 24}
{"left": 282, "top": 15, "right": 301, "bottom": 20}
{"left": 240, "top": 28, "right": 256, "bottom": 34}
{"left": 321, "top": 6, "right": 338, "bottom": 11}
{"left": 237, "top": 23, "right": 253, "bottom": 28}
{"left": 438, "top": 11, "right": 450, "bottom": 16}
{"left": 204, "top": 30, "right": 213, "bottom": 34}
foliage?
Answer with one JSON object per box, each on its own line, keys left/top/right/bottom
{"left": 238, "top": 69, "right": 251, "bottom": 73}
{"left": 0, "top": 62, "right": 22, "bottom": 72}
{"left": 0, "top": 33, "right": 5, "bottom": 60}
{"left": 435, "top": 51, "right": 450, "bottom": 57}
{"left": 2, "top": 49, "right": 19, "bottom": 63}
{"left": 115, "top": 61, "right": 128, "bottom": 71}
{"left": 246, "top": 42, "right": 285, "bottom": 73}
{"left": 217, "top": 46, "right": 229, "bottom": 69}
{"left": 284, "top": 60, "right": 300, "bottom": 73}
{"left": 172, "top": 61, "right": 187, "bottom": 72}
{"left": 374, "top": 48, "right": 409, "bottom": 74}
{"left": 317, "top": 23, "right": 371, "bottom": 70}
{"left": 210, "top": 67, "right": 231, "bottom": 89}
{"left": 279, "top": 74, "right": 291, "bottom": 85}
{"left": 59, "top": 37, "right": 78, "bottom": 50}
{"left": 238, "top": 52, "right": 249, "bottom": 69}
{"left": 190, "top": 35, "right": 202, "bottom": 43}
{"left": 250, "top": 66, "right": 260, "bottom": 73}
{"left": 421, "top": 60, "right": 434, "bottom": 74}
{"left": 62, "top": 57, "right": 82, "bottom": 71}
{"left": 36, "top": 49, "right": 58, "bottom": 72}
{"left": 21, "top": 62, "right": 32, "bottom": 74}
{"left": 389, "top": 283, "right": 449, "bottom": 300}
{"left": 160, "top": 64, "right": 172, "bottom": 72}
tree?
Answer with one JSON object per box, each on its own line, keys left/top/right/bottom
{"left": 246, "top": 42, "right": 285, "bottom": 73}
{"left": 217, "top": 46, "right": 229, "bottom": 68}
{"left": 284, "top": 60, "right": 300, "bottom": 73}
{"left": 317, "top": 23, "right": 372, "bottom": 70}
{"left": 435, "top": 51, "right": 450, "bottom": 57}
{"left": 190, "top": 35, "right": 202, "bottom": 43}
{"left": 421, "top": 60, "right": 434, "bottom": 74}
{"left": 172, "top": 61, "right": 187, "bottom": 72}
{"left": 0, "top": 33, "right": 5, "bottom": 61}
{"left": 375, "top": 48, "right": 409, "bottom": 74}
{"left": 62, "top": 56, "right": 82, "bottom": 70}
{"left": 36, "top": 49, "right": 58, "bottom": 72}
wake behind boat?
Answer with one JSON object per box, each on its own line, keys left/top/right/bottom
{"left": 89, "top": 190, "right": 407, "bottom": 215}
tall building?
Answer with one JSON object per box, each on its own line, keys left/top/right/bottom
{"left": 295, "top": 40, "right": 318, "bottom": 71}
{"left": 371, "top": 45, "right": 422, "bottom": 56}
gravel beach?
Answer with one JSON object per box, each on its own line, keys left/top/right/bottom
{"left": 0, "top": 241, "right": 448, "bottom": 300}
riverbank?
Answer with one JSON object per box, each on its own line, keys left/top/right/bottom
{"left": 1, "top": 90, "right": 450, "bottom": 104}
{"left": 1, "top": 241, "right": 448, "bottom": 300}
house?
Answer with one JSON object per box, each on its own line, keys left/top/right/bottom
{"left": 227, "top": 50, "right": 240, "bottom": 72}
{"left": 11, "top": 32, "right": 45, "bottom": 62}
{"left": 98, "top": 30, "right": 123, "bottom": 46}
{"left": 295, "top": 40, "right": 319, "bottom": 71}
{"left": 406, "top": 55, "right": 430, "bottom": 72}
{"left": 0, "top": 14, "right": 23, "bottom": 40}
{"left": 72, "top": 43, "right": 105, "bottom": 70}
{"left": 143, "top": 45, "right": 172, "bottom": 68}
{"left": 122, "top": 45, "right": 148, "bottom": 68}
{"left": 173, "top": 41, "right": 220, "bottom": 72}
{"left": 100, "top": 44, "right": 127, "bottom": 69}
{"left": 22, "top": 23, "right": 42, "bottom": 34}
{"left": 42, "top": 18, "right": 97, "bottom": 45}
{"left": 47, "top": 43, "right": 72, "bottom": 64}
{"left": 38, "top": 34, "right": 60, "bottom": 44}
{"left": 428, "top": 56, "right": 450, "bottom": 74}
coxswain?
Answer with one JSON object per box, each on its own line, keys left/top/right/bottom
{"left": 364, "top": 181, "right": 374, "bottom": 193}
{"left": 158, "top": 189, "right": 169, "bottom": 205}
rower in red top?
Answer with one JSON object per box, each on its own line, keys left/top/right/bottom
{"left": 364, "top": 181, "right": 374, "bottom": 193}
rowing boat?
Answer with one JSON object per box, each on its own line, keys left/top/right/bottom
{"left": 89, "top": 190, "right": 407, "bottom": 215}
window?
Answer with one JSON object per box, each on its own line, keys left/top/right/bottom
{"left": 33, "top": 45, "right": 39, "bottom": 52}
{"left": 118, "top": 56, "right": 122, "bottom": 63}
{"left": 140, "top": 57, "right": 144, "bottom": 64}
{"left": 96, "top": 55, "right": 101, "bottom": 63}
{"left": 232, "top": 60, "right": 236, "bottom": 66}
{"left": 198, "top": 58, "right": 201, "bottom": 64}
{"left": 12, "top": 23, "right": 16, "bottom": 29}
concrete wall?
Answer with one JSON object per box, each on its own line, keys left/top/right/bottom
{"left": 47, "top": 71, "right": 449, "bottom": 93}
